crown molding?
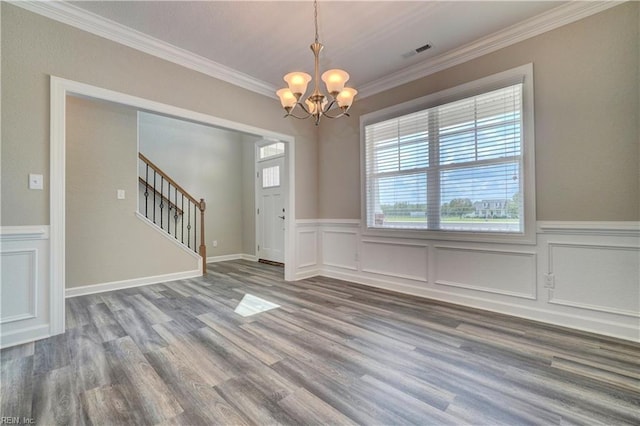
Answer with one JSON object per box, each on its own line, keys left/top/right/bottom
{"left": 10, "top": 0, "right": 278, "bottom": 98}
{"left": 11, "top": 1, "right": 624, "bottom": 101}
{"left": 357, "top": 1, "right": 625, "bottom": 99}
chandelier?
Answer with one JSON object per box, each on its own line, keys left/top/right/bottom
{"left": 276, "top": 0, "right": 357, "bottom": 126}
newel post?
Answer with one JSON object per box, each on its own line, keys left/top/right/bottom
{"left": 199, "top": 198, "right": 206, "bottom": 275}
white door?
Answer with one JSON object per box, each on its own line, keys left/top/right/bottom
{"left": 257, "top": 155, "right": 285, "bottom": 263}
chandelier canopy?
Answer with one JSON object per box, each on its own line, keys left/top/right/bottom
{"left": 276, "top": 0, "right": 357, "bottom": 126}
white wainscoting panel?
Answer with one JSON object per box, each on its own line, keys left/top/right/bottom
{"left": 296, "top": 229, "right": 318, "bottom": 268}
{"left": 548, "top": 243, "right": 639, "bottom": 317}
{"left": 1, "top": 249, "right": 38, "bottom": 323}
{"left": 294, "top": 220, "right": 639, "bottom": 342}
{"left": 295, "top": 222, "right": 319, "bottom": 279}
{"left": 361, "top": 240, "right": 428, "bottom": 282}
{"left": 0, "top": 226, "right": 51, "bottom": 348}
{"left": 434, "top": 246, "right": 537, "bottom": 299}
{"left": 322, "top": 230, "right": 358, "bottom": 271}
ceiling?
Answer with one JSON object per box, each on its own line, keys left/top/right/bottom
{"left": 64, "top": 1, "right": 573, "bottom": 97}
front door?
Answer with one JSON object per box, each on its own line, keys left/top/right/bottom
{"left": 257, "top": 155, "right": 285, "bottom": 264}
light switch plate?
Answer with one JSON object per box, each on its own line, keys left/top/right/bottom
{"left": 117, "top": 189, "right": 126, "bottom": 199}
{"left": 29, "top": 174, "right": 43, "bottom": 190}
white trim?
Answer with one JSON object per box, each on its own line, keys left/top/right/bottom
{"left": 11, "top": 0, "right": 276, "bottom": 98}
{"left": 360, "top": 64, "right": 536, "bottom": 245}
{"left": 0, "top": 324, "right": 50, "bottom": 350}
{"left": 135, "top": 212, "right": 202, "bottom": 261}
{"left": 294, "top": 219, "right": 639, "bottom": 342}
{"left": 0, "top": 226, "right": 49, "bottom": 241}
{"left": 0, "top": 249, "right": 38, "bottom": 324}
{"left": 548, "top": 297, "right": 639, "bottom": 319}
{"left": 65, "top": 269, "right": 202, "bottom": 298}
{"left": 50, "top": 76, "right": 297, "bottom": 338}
{"left": 538, "top": 221, "right": 640, "bottom": 236}
{"left": 11, "top": 0, "right": 620, "bottom": 101}
{"left": 547, "top": 241, "right": 640, "bottom": 318}
{"left": 207, "top": 253, "right": 257, "bottom": 263}
{"left": 321, "top": 268, "right": 638, "bottom": 342}
{"left": 357, "top": 1, "right": 623, "bottom": 98}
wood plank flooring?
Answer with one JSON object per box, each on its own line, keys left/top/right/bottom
{"left": 2, "top": 260, "right": 639, "bottom": 425}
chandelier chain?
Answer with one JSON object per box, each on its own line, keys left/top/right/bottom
{"left": 314, "top": 0, "right": 319, "bottom": 43}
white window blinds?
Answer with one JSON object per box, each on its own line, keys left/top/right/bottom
{"left": 365, "top": 83, "right": 524, "bottom": 233}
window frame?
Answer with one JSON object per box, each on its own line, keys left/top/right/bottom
{"left": 360, "top": 63, "right": 536, "bottom": 244}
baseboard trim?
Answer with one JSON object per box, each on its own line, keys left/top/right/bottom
{"left": 65, "top": 269, "right": 202, "bottom": 298}
{"left": 0, "top": 324, "right": 51, "bottom": 349}
{"left": 207, "top": 253, "right": 257, "bottom": 263}
{"left": 320, "top": 268, "right": 639, "bottom": 343}
{"left": 295, "top": 268, "right": 321, "bottom": 280}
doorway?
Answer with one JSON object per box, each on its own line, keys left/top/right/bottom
{"left": 256, "top": 140, "right": 287, "bottom": 265}
{"left": 49, "top": 77, "right": 297, "bottom": 337}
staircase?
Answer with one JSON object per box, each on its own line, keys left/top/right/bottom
{"left": 138, "top": 152, "right": 207, "bottom": 274}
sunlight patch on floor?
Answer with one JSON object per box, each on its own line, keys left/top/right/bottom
{"left": 234, "top": 293, "right": 280, "bottom": 317}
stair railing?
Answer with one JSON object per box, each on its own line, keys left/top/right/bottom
{"left": 138, "top": 153, "right": 206, "bottom": 274}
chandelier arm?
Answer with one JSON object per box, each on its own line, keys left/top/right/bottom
{"left": 286, "top": 112, "right": 313, "bottom": 120}
{"left": 285, "top": 101, "right": 312, "bottom": 119}
{"left": 320, "top": 111, "right": 346, "bottom": 120}
{"left": 321, "top": 98, "right": 338, "bottom": 113}
{"left": 296, "top": 100, "right": 312, "bottom": 115}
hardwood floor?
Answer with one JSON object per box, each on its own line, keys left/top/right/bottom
{"left": 2, "top": 260, "right": 639, "bottom": 425}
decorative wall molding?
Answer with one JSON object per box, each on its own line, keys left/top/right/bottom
{"left": 0, "top": 249, "right": 38, "bottom": 324}
{"left": 537, "top": 221, "right": 640, "bottom": 236}
{"left": 65, "top": 268, "right": 202, "bottom": 298}
{"left": 546, "top": 242, "right": 640, "bottom": 318}
{"left": 322, "top": 229, "right": 359, "bottom": 271}
{"left": 11, "top": 1, "right": 621, "bottom": 101}
{"left": 434, "top": 246, "right": 537, "bottom": 300}
{"left": 11, "top": 0, "right": 276, "bottom": 98}
{"left": 0, "top": 226, "right": 49, "bottom": 241}
{"left": 0, "top": 226, "right": 50, "bottom": 348}
{"left": 361, "top": 240, "right": 428, "bottom": 282}
{"left": 296, "top": 219, "right": 640, "bottom": 342}
{"left": 296, "top": 229, "right": 318, "bottom": 269}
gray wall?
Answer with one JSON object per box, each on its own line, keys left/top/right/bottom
{"left": 66, "top": 97, "right": 197, "bottom": 288}
{"left": 1, "top": 3, "right": 318, "bottom": 227}
{"left": 318, "top": 2, "right": 639, "bottom": 221}
{"left": 138, "top": 112, "right": 256, "bottom": 258}
{"left": 242, "top": 135, "right": 259, "bottom": 256}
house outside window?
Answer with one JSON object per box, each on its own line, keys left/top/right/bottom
{"left": 360, "top": 64, "right": 536, "bottom": 243}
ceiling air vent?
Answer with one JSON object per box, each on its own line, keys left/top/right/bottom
{"left": 402, "top": 42, "right": 433, "bottom": 59}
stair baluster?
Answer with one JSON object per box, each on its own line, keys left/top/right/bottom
{"left": 138, "top": 152, "right": 207, "bottom": 274}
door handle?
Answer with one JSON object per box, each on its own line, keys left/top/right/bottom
{"left": 278, "top": 215, "right": 285, "bottom": 220}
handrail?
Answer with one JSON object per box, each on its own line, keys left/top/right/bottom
{"left": 139, "top": 152, "right": 202, "bottom": 209}
{"left": 139, "top": 152, "right": 207, "bottom": 274}
{"left": 138, "top": 177, "right": 183, "bottom": 215}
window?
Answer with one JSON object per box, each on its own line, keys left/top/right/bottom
{"left": 259, "top": 142, "right": 285, "bottom": 160}
{"left": 362, "top": 65, "right": 534, "bottom": 241}
{"left": 262, "top": 165, "right": 280, "bottom": 188}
